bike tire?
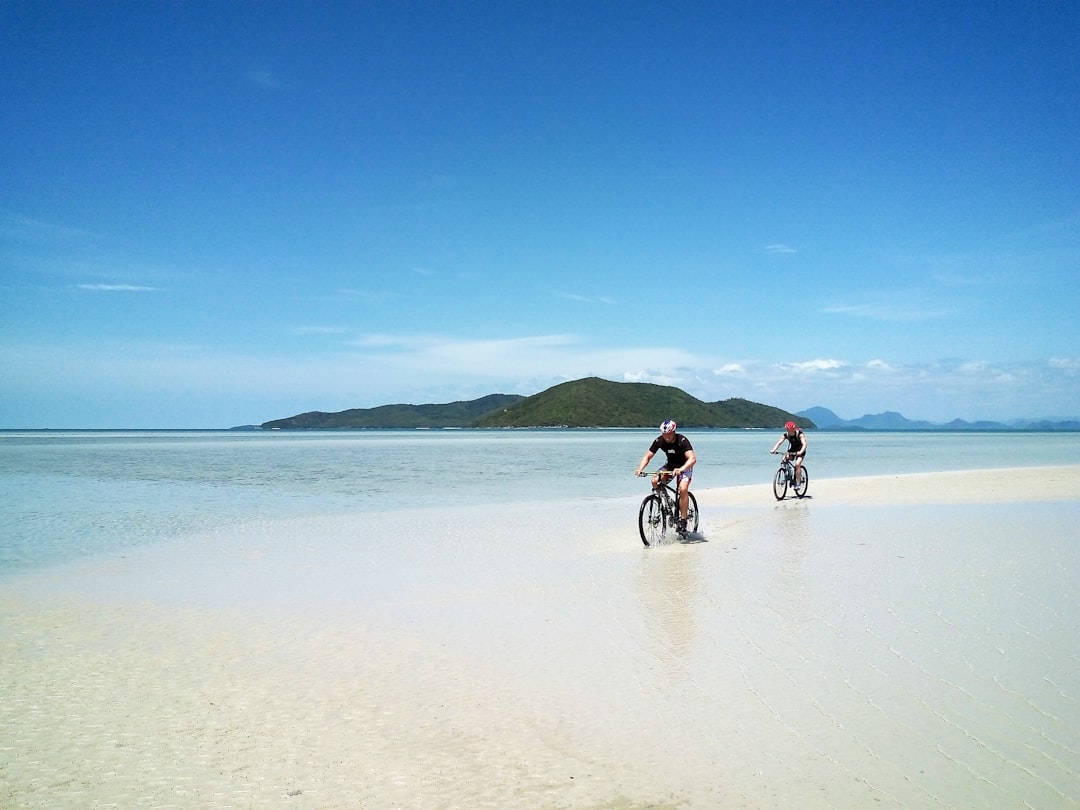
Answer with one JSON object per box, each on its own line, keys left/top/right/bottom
{"left": 638, "top": 494, "right": 666, "bottom": 547}
{"left": 773, "top": 467, "right": 788, "bottom": 500}
{"left": 685, "top": 491, "right": 700, "bottom": 533}
{"left": 794, "top": 466, "right": 809, "bottom": 498}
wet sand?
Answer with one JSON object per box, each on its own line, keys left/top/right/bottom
{"left": 3, "top": 466, "right": 1079, "bottom": 809}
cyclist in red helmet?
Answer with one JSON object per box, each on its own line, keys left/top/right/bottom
{"left": 634, "top": 420, "right": 697, "bottom": 532}
{"left": 770, "top": 421, "right": 807, "bottom": 487}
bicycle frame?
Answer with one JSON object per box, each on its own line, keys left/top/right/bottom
{"left": 637, "top": 471, "right": 699, "bottom": 546}
{"left": 772, "top": 453, "right": 808, "bottom": 500}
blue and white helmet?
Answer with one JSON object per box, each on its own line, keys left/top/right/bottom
{"left": 660, "top": 420, "right": 677, "bottom": 434}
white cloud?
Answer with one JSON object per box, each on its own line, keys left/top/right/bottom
{"left": 77, "top": 283, "right": 157, "bottom": 292}
{"left": 4, "top": 333, "right": 1078, "bottom": 426}
{"left": 764, "top": 244, "right": 798, "bottom": 254}
{"left": 555, "top": 291, "right": 616, "bottom": 304}
{"left": 779, "top": 359, "right": 848, "bottom": 373}
{"left": 331, "top": 288, "right": 400, "bottom": 304}
{"left": 821, "top": 302, "right": 948, "bottom": 322}
{"left": 290, "top": 325, "right": 352, "bottom": 336}
{"left": 248, "top": 67, "right": 285, "bottom": 90}
{"left": 1, "top": 214, "right": 91, "bottom": 244}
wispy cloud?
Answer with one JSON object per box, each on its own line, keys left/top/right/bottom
{"left": 6, "top": 334, "right": 1077, "bottom": 425}
{"left": 247, "top": 67, "right": 286, "bottom": 91}
{"left": 554, "top": 291, "right": 616, "bottom": 304}
{"left": 330, "top": 287, "right": 401, "bottom": 304}
{"left": 778, "top": 358, "right": 847, "bottom": 373}
{"left": 290, "top": 325, "right": 352, "bottom": 337}
{"left": 764, "top": 244, "right": 798, "bottom": 254}
{"left": 1, "top": 213, "right": 92, "bottom": 244}
{"left": 77, "top": 283, "right": 157, "bottom": 292}
{"left": 714, "top": 363, "right": 745, "bottom": 375}
{"left": 1049, "top": 357, "right": 1080, "bottom": 371}
{"left": 820, "top": 301, "right": 948, "bottom": 322}
{"left": 336, "top": 333, "right": 703, "bottom": 389}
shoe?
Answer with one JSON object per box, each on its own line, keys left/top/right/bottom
{"left": 677, "top": 518, "right": 687, "bottom": 533}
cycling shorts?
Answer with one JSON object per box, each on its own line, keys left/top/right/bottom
{"left": 662, "top": 466, "right": 693, "bottom": 482}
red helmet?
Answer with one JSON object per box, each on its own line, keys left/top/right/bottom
{"left": 785, "top": 421, "right": 797, "bottom": 430}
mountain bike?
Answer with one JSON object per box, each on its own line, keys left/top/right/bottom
{"left": 636, "top": 471, "right": 699, "bottom": 547}
{"left": 771, "top": 452, "right": 808, "bottom": 500}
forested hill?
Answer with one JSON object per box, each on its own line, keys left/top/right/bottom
{"left": 260, "top": 393, "right": 524, "bottom": 430}
{"left": 259, "top": 378, "right": 811, "bottom": 430}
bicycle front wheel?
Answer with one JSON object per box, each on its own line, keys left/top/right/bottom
{"left": 638, "top": 494, "right": 666, "bottom": 547}
{"left": 684, "top": 491, "right": 700, "bottom": 533}
{"left": 793, "top": 466, "right": 809, "bottom": 498}
{"left": 773, "top": 467, "right": 788, "bottom": 500}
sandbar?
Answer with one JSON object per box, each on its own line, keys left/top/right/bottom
{"left": 2, "top": 465, "right": 1079, "bottom": 808}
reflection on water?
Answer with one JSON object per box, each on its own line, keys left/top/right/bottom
{"left": 770, "top": 503, "right": 812, "bottom": 636}
{"left": 635, "top": 545, "right": 702, "bottom": 683}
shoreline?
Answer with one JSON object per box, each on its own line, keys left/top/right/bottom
{"left": 3, "top": 464, "right": 1079, "bottom": 808}
{"left": 695, "top": 463, "right": 1080, "bottom": 508}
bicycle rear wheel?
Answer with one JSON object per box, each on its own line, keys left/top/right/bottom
{"left": 638, "top": 494, "right": 666, "bottom": 547}
{"left": 793, "top": 466, "right": 809, "bottom": 498}
{"left": 773, "top": 467, "right": 788, "bottom": 500}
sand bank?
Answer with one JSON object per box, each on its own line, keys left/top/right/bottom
{"left": 3, "top": 466, "right": 1079, "bottom": 809}
{"left": 697, "top": 463, "right": 1080, "bottom": 509}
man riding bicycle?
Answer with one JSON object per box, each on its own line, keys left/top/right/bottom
{"left": 634, "top": 420, "right": 697, "bottom": 533}
{"left": 770, "top": 421, "right": 807, "bottom": 487}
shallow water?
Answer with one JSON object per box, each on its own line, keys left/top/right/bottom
{"left": 4, "top": 429, "right": 1080, "bottom": 808}
{"left": 2, "top": 428, "right": 1076, "bottom": 574}
{"left": 5, "top": 467, "right": 1079, "bottom": 808}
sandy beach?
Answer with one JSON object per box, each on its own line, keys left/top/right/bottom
{"left": 3, "top": 465, "right": 1079, "bottom": 809}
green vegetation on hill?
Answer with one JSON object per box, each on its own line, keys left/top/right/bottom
{"left": 476, "top": 377, "right": 808, "bottom": 428}
{"left": 260, "top": 378, "right": 811, "bottom": 430}
{"left": 261, "top": 394, "right": 524, "bottom": 429}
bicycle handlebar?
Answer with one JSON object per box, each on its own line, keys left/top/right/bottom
{"left": 637, "top": 470, "right": 675, "bottom": 478}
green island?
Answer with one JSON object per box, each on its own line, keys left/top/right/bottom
{"left": 259, "top": 377, "right": 811, "bottom": 430}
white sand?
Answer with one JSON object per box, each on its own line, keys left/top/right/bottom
{"left": 3, "top": 466, "right": 1079, "bottom": 809}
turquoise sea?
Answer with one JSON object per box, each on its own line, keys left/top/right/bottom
{"left": 1, "top": 429, "right": 1075, "bottom": 576}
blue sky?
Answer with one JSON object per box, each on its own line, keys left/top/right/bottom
{"left": 3, "top": 1, "right": 1078, "bottom": 428}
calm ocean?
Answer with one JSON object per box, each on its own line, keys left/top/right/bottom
{"left": 1, "top": 429, "right": 1074, "bottom": 576}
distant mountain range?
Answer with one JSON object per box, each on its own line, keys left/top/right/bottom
{"left": 798, "top": 406, "right": 1080, "bottom": 431}
{"left": 256, "top": 377, "right": 807, "bottom": 430}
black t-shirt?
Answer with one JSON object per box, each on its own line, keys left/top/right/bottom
{"left": 649, "top": 433, "right": 694, "bottom": 469}
{"left": 784, "top": 429, "right": 805, "bottom": 453}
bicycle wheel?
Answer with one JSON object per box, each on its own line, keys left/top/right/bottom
{"left": 638, "top": 494, "right": 666, "bottom": 547}
{"left": 793, "top": 466, "right": 809, "bottom": 498}
{"left": 683, "top": 491, "right": 700, "bottom": 534}
{"left": 773, "top": 467, "right": 788, "bottom": 500}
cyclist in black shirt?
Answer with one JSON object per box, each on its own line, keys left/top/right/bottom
{"left": 634, "top": 420, "right": 697, "bottom": 532}
{"left": 770, "top": 421, "right": 807, "bottom": 487}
